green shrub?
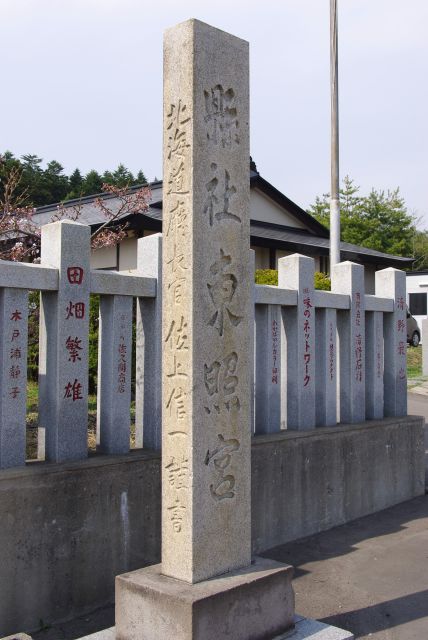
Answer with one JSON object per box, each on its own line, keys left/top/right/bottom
{"left": 255, "top": 268, "right": 331, "bottom": 290}
{"left": 314, "top": 271, "right": 331, "bottom": 291}
{"left": 255, "top": 269, "right": 278, "bottom": 285}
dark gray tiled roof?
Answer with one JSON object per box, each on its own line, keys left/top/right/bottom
{"left": 250, "top": 221, "right": 412, "bottom": 266}
{"left": 34, "top": 182, "right": 164, "bottom": 227}
{"left": 33, "top": 172, "right": 411, "bottom": 267}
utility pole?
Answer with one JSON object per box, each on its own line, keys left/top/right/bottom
{"left": 330, "top": 0, "right": 340, "bottom": 266}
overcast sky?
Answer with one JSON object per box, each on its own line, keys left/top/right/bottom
{"left": 2, "top": 0, "right": 427, "bottom": 226}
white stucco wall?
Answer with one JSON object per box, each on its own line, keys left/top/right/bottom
{"left": 118, "top": 236, "right": 138, "bottom": 271}
{"left": 406, "top": 273, "right": 428, "bottom": 341}
{"left": 250, "top": 189, "right": 306, "bottom": 228}
{"left": 406, "top": 273, "right": 428, "bottom": 296}
{"left": 90, "top": 245, "right": 117, "bottom": 270}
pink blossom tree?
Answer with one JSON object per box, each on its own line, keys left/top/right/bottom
{"left": 0, "top": 155, "right": 151, "bottom": 262}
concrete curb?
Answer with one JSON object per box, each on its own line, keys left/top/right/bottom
{"left": 285, "top": 615, "right": 354, "bottom": 639}
{"left": 71, "top": 615, "right": 354, "bottom": 640}
{"left": 408, "top": 385, "right": 428, "bottom": 396}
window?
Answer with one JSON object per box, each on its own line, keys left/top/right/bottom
{"left": 409, "top": 292, "right": 427, "bottom": 316}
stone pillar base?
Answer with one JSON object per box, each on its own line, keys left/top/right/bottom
{"left": 115, "top": 557, "right": 295, "bottom": 640}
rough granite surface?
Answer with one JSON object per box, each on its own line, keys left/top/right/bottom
{"left": 161, "top": 18, "right": 252, "bottom": 584}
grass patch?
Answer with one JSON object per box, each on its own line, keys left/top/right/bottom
{"left": 25, "top": 381, "right": 136, "bottom": 460}
{"left": 27, "top": 380, "right": 38, "bottom": 413}
{"left": 407, "top": 346, "right": 422, "bottom": 378}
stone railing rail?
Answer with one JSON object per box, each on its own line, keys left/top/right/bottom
{"left": 0, "top": 221, "right": 407, "bottom": 470}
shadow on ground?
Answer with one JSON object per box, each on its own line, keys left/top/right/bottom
{"left": 264, "top": 495, "right": 428, "bottom": 579}
{"left": 320, "top": 589, "right": 428, "bottom": 639}
{"left": 263, "top": 495, "right": 428, "bottom": 639}
{"left": 31, "top": 605, "right": 114, "bottom": 640}
{"left": 30, "top": 495, "right": 428, "bottom": 640}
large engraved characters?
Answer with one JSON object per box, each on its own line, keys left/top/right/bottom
{"left": 201, "top": 84, "right": 244, "bottom": 505}
{"left": 161, "top": 19, "right": 252, "bottom": 585}
{"left": 207, "top": 249, "right": 242, "bottom": 336}
{"left": 163, "top": 100, "right": 192, "bottom": 537}
{"left": 204, "top": 84, "right": 239, "bottom": 148}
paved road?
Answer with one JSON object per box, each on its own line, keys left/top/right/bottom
{"left": 408, "top": 392, "right": 428, "bottom": 485}
{"left": 408, "top": 391, "right": 428, "bottom": 424}
{"left": 266, "top": 495, "right": 428, "bottom": 640}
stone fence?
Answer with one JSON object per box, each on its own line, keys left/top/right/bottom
{"left": 0, "top": 220, "right": 160, "bottom": 468}
{"left": 254, "top": 254, "right": 407, "bottom": 433}
{"left": 0, "top": 219, "right": 407, "bottom": 470}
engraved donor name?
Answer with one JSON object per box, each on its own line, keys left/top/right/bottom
{"left": 271, "top": 318, "right": 279, "bottom": 384}
{"left": 166, "top": 200, "right": 189, "bottom": 240}
{"left": 167, "top": 496, "right": 186, "bottom": 533}
{"left": 165, "top": 315, "right": 189, "bottom": 351}
{"left": 166, "top": 100, "right": 191, "bottom": 196}
{"left": 166, "top": 386, "right": 187, "bottom": 421}
{"left": 165, "top": 456, "right": 189, "bottom": 489}
{"left": 302, "top": 290, "right": 312, "bottom": 387}
{"left": 8, "top": 307, "right": 24, "bottom": 400}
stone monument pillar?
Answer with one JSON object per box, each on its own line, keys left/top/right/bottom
{"left": 161, "top": 17, "right": 252, "bottom": 585}
{"left": 115, "top": 19, "right": 294, "bottom": 640}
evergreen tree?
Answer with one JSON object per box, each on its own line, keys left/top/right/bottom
{"left": 1, "top": 150, "right": 16, "bottom": 163}
{"left": 0, "top": 152, "right": 21, "bottom": 205}
{"left": 66, "top": 168, "right": 84, "bottom": 199}
{"left": 110, "top": 163, "right": 134, "bottom": 188}
{"left": 21, "top": 154, "right": 43, "bottom": 173}
{"left": 308, "top": 177, "right": 414, "bottom": 258}
{"left": 101, "top": 170, "right": 114, "bottom": 185}
{"left": 308, "top": 176, "right": 362, "bottom": 228}
{"left": 136, "top": 169, "right": 147, "bottom": 185}
{"left": 43, "top": 160, "right": 69, "bottom": 203}
{"left": 20, "top": 154, "right": 46, "bottom": 205}
{"left": 1, "top": 150, "right": 148, "bottom": 206}
{"left": 83, "top": 170, "right": 103, "bottom": 195}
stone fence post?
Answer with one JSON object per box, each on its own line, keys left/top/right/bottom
{"left": 375, "top": 268, "right": 407, "bottom": 417}
{"left": 254, "top": 301, "right": 282, "bottom": 434}
{"left": 332, "top": 261, "right": 365, "bottom": 424}
{"left": 279, "top": 253, "right": 315, "bottom": 430}
{"left": 39, "top": 221, "right": 90, "bottom": 462}
{"left": 0, "top": 288, "right": 28, "bottom": 468}
{"left": 97, "top": 294, "right": 133, "bottom": 454}
{"left": 365, "top": 310, "right": 384, "bottom": 420}
{"left": 315, "top": 306, "right": 337, "bottom": 427}
{"left": 135, "top": 233, "right": 162, "bottom": 450}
